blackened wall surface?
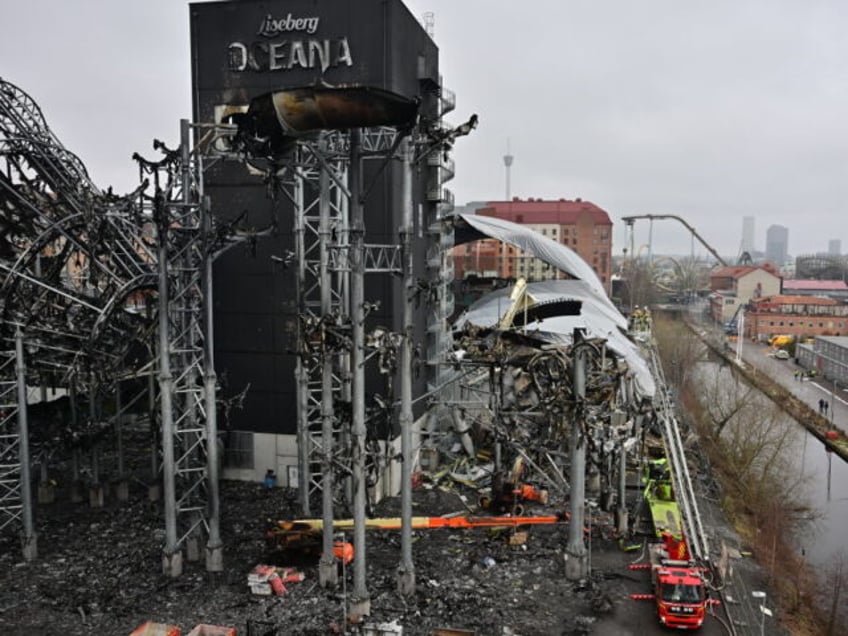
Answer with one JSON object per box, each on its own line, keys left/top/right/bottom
{"left": 190, "top": 0, "right": 438, "bottom": 434}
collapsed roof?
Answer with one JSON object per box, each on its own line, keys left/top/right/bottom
{"left": 452, "top": 212, "right": 656, "bottom": 399}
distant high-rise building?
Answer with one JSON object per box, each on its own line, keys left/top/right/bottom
{"left": 828, "top": 239, "right": 841, "bottom": 256}
{"left": 741, "top": 216, "right": 755, "bottom": 255}
{"left": 765, "top": 224, "right": 789, "bottom": 265}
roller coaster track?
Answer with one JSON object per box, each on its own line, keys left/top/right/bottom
{"left": 0, "top": 77, "right": 156, "bottom": 383}
{"left": 622, "top": 213, "right": 727, "bottom": 268}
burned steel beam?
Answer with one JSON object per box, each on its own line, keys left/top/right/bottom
{"left": 235, "top": 85, "right": 419, "bottom": 158}
{"left": 14, "top": 329, "right": 37, "bottom": 560}
{"left": 396, "top": 138, "right": 415, "bottom": 596}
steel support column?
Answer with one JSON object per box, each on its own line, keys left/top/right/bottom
{"left": 318, "top": 164, "right": 339, "bottom": 588}
{"left": 294, "top": 168, "right": 311, "bottom": 516}
{"left": 14, "top": 330, "right": 37, "bottom": 560}
{"left": 348, "top": 129, "right": 371, "bottom": 617}
{"left": 565, "top": 332, "right": 588, "bottom": 580}
{"left": 396, "top": 139, "right": 415, "bottom": 595}
{"left": 289, "top": 138, "right": 351, "bottom": 514}
{"left": 202, "top": 194, "right": 223, "bottom": 573}
{"left": 617, "top": 442, "right": 629, "bottom": 535}
{"left": 157, "top": 188, "right": 181, "bottom": 577}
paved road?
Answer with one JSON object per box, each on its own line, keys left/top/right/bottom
{"left": 704, "top": 321, "right": 848, "bottom": 436}
{"left": 739, "top": 339, "right": 847, "bottom": 431}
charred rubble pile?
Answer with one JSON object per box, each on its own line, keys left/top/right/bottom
{"left": 434, "top": 323, "right": 648, "bottom": 519}
{"left": 0, "top": 325, "right": 649, "bottom": 636}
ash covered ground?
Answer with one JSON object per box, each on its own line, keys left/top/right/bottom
{"left": 0, "top": 426, "right": 750, "bottom": 636}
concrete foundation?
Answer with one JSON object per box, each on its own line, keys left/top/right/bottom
{"left": 564, "top": 550, "right": 588, "bottom": 581}
{"left": 616, "top": 507, "right": 629, "bottom": 536}
{"left": 348, "top": 596, "right": 371, "bottom": 622}
{"left": 162, "top": 550, "right": 183, "bottom": 578}
{"left": 88, "top": 484, "right": 105, "bottom": 508}
{"left": 205, "top": 543, "right": 224, "bottom": 572}
{"left": 396, "top": 566, "right": 415, "bottom": 596}
{"left": 69, "top": 481, "right": 84, "bottom": 504}
{"left": 319, "top": 559, "right": 339, "bottom": 588}
{"left": 22, "top": 533, "right": 38, "bottom": 561}
{"left": 113, "top": 480, "right": 129, "bottom": 502}
{"left": 37, "top": 483, "right": 55, "bottom": 504}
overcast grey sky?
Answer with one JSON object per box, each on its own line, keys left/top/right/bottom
{"left": 2, "top": 0, "right": 846, "bottom": 260}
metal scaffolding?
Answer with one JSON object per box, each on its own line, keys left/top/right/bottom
{"left": 0, "top": 72, "right": 473, "bottom": 592}
{"left": 287, "top": 126, "right": 415, "bottom": 512}
{"left": 0, "top": 350, "right": 22, "bottom": 534}
{"left": 134, "top": 119, "right": 249, "bottom": 575}
{"left": 0, "top": 76, "right": 238, "bottom": 573}
{"left": 283, "top": 134, "right": 352, "bottom": 518}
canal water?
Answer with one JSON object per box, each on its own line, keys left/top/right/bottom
{"left": 692, "top": 356, "right": 847, "bottom": 568}
{"left": 795, "top": 424, "right": 848, "bottom": 566}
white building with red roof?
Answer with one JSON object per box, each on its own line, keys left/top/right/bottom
{"left": 708, "top": 264, "right": 781, "bottom": 324}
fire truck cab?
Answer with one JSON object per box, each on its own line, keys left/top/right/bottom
{"left": 648, "top": 542, "right": 706, "bottom": 629}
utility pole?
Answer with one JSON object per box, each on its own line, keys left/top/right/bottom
{"left": 736, "top": 310, "right": 745, "bottom": 364}
{"left": 503, "top": 138, "right": 513, "bottom": 201}
{"left": 831, "top": 378, "right": 837, "bottom": 426}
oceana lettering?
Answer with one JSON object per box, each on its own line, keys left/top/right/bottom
{"left": 228, "top": 38, "right": 353, "bottom": 73}
{"left": 258, "top": 13, "right": 320, "bottom": 36}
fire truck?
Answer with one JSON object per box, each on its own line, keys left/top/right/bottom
{"left": 630, "top": 464, "right": 709, "bottom": 630}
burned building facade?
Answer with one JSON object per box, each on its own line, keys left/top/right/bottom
{"left": 189, "top": 0, "right": 451, "bottom": 484}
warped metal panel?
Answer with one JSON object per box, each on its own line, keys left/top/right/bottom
{"left": 454, "top": 278, "right": 655, "bottom": 399}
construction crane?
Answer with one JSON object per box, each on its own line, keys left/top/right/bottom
{"left": 621, "top": 214, "right": 727, "bottom": 268}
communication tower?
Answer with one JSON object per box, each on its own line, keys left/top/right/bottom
{"left": 504, "top": 138, "right": 514, "bottom": 200}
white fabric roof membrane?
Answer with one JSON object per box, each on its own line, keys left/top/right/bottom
{"left": 458, "top": 212, "right": 625, "bottom": 330}
{"left": 453, "top": 213, "right": 655, "bottom": 398}
{"left": 453, "top": 280, "right": 656, "bottom": 399}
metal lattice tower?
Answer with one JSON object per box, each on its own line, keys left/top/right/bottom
{"left": 1, "top": 74, "right": 240, "bottom": 573}
{"left": 279, "top": 135, "right": 351, "bottom": 515}
{"left": 0, "top": 351, "right": 21, "bottom": 533}
{"left": 288, "top": 129, "right": 407, "bottom": 515}
{"left": 134, "top": 119, "right": 242, "bottom": 575}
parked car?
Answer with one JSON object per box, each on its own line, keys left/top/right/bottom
{"left": 774, "top": 349, "right": 790, "bottom": 360}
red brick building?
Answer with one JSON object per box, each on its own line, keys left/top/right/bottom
{"left": 453, "top": 198, "right": 613, "bottom": 290}
{"left": 744, "top": 294, "right": 848, "bottom": 341}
